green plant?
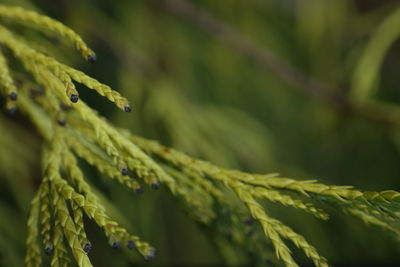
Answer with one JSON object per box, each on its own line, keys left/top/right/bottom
{"left": 0, "top": 3, "right": 399, "bottom": 267}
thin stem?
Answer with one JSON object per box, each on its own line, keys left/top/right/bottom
{"left": 151, "top": 0, "right": 400, "bottom": 126}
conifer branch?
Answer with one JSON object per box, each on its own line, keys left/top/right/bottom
{"left": 0, "top": 4, "right": 398, "bottom": 267}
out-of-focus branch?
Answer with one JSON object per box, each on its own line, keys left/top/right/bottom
{"left": 151, "top": 0, "right": 347, "bottom": 106}
{"left": 151, "top": 0, "right": 400, "bottom": 126}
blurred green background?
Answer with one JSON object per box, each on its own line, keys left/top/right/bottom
{"left": 1, "top": 0, "right": 400, "bottom": 266}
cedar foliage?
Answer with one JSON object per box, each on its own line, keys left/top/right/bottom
{"left": 0, "top": 1, "right": 400, "bottom": 266}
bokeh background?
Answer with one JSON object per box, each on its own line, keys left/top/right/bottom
{"left": 1, "top": 0, "right": 400, "bottom": 266}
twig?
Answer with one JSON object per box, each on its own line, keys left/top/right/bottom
{"left": 151, "top": 0, "right": 400, "bottom": 126}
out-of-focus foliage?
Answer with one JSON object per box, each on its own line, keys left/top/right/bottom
{"left": 1, "top": 0, "right": 400, "bottom": 266}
